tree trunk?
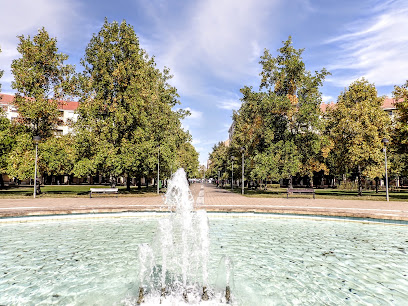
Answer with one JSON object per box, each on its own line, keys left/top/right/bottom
{"left": 310, "top": 175, "right": 314, "bottom": 188}
{"left": 137, "top": 176, "right": 142, "bottom": 190}
{"left": 357, "top": 165, "right": 362, "bottom": 196}
{"left": 126, "top": 174, "right": 131, "bottom": 191}
{"left": 375, "top": 177, "right": 379, "bottom": 193}
{"left": 288, "top": 175, "right": 293, "bottom": 189}
{"left": 0, "top": 175, "right": 4, "bottom": 189}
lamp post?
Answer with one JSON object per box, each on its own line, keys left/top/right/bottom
{"left": 241, "top": 147, "right": 245, "bottom": 195}
{"left": 231, "top": 156, "right": 235, "bottom": 190}
{"left": 382, "top": 138, "right": 389, "bottom": 202}
{"left": 33, "top": 136, "right": 41, "bottom": 198}
{"left": 157, "top": 145, "right": 160, "bottom": 195}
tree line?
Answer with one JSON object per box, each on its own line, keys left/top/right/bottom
{"left": 206, "top": 37, "right": 408, "bottom": 196}
{"left": 0, "top": 19, "right": 200, "bottom": 189}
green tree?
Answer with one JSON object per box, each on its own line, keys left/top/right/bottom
{"left": 230, "top": 37, "right": 330, "bottom": 187}
{"left": 326, "top": 78, "right": 391, "bottom": 196}
{"left": 390, "top": 80, "right": 408, "bottom": 183}
{"left": 7, "top": 132, "right": 35, "bottom": 180}
{"left": 207, "top": 141, "right": 229, "bottom": 184}
{"left": 0, "top": 45, "right": 3, "bottom": 92}
{"left": 11, "top": 28, "right": 74, "bottom": 138}
{"left": 0, "top": 115, "right": 16, "bottom": 188}
{"left": 176, "top": 140, "right": 199, "bottom": 178}
{"left": 393, "top": 81, "right": 408, "bottom": 153}
{"left": 74, "top": 19, "right": 188, "bottom": 189}
{"left": 40, "top": 135, "right": 76, "bottom": 180}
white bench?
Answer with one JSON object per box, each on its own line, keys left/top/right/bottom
{"left": 90, "top": 188, "right": 118, "bottom": 198}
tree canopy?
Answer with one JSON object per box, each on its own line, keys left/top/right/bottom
{"left": 326, "top": 78, "right": 391, "bottom": 195}
{"left": 73, "top": 19, "right": 196, "bottom": 187}
{"left": 11, "top": 28, "right": 74, "bottom": 138}
{"left": 228, "top": 37, "right": 330, "bottom": 186}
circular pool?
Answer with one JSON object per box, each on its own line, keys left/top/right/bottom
{"left": 1, "top": 213, "right": 407, "bottom": 305}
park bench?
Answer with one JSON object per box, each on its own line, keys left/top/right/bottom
{"left": 287, "top": 188, "right": 315, "bottom": 199}
{"left": 89, "top": 188, "right": 118, "bottom": 198}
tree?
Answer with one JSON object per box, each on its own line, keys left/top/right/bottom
{"left": 11, "top": 28, "right": 74, "bottom": 138}
{"left": 0, "top": 114, "right": 15, "bottom": 188}
{"left": 206, "top": 142, "right": 229, "bottom": 182}
{"left": 390, "top": 81, "right": 408, "bottom": 184}
{"left": 74, "top": 19, "right": 190, "bottom": 189}
{"left": 177, "top": 140, "right": 199, "bottom": 178}
{"left": 39, "top": 135, "right": 76, "bottom": 182}
{"left": 393, "top": 81, "right": 408, "bottom": 153}
{"left": 230, "top": 37, "right": 330, "bottom": 187}
{"left": 326, "top": 78, "right": 391, "bottom": 196}
{"left": 0, "top": 45, "right": 3, "bottom": 92}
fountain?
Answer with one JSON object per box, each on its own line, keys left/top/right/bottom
{"left": 135, "top": 168, "right": 231, "bottom": 304}
{"left": 1, "top": 169, "right": 408, "bottom": 304}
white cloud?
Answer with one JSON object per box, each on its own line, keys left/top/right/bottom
{"left": 217, "top": 98, "right": 241, "bottom": 110}
{"left": 0, "top": 0, "right": 83, "bottom": 92}
{"left": 192, "top": 138, "right": 201, "bottom": 145}
{"left": 322, "top": 95, "right": 334, "bottom": 103}
{"left": 326, "top": 0, "right": 408, "bottom": 87}
{"left": 179, "top": 107, "right": 203, "bottom": 131}
{"left": 150, "top": 0, "right": 281, "bottom": 96}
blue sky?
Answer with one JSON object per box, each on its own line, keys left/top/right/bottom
{"left": 1, "top": 0, "right": 407, "bottom": 165}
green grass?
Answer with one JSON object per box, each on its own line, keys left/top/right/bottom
{"left": 222, "top": 185, "right": 408, "bottom": 201}
{"left": 0, "top": 185, "right": 162, "bottom": 198}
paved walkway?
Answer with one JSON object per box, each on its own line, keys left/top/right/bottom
{"left": 1, "top": 183, "right": 408, "bottom": 221}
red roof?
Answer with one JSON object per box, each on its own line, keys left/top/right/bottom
{"left": 320, "top": 97, "right": 402, "bottom": 112}
{"left": 0, "top": 93, "right": 79, "bottom": 111}
{"left": 0, "top": 93, "right": 14, "bottom": 104}
{"left": 320, "top": 102, "right": 336, "bottom": 113}
{"left": 58, "top": 101, "right": 79, "bottom": 110}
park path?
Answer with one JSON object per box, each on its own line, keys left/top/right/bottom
{"left": 1, "top": 183, "right": 408, "bottom": 221}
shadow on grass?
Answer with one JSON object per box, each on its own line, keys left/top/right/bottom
{"left": 217, "top": 185, "right": 408, "bottom": 201}
{"left": 0, "top": 185, "right": 162, "bottom": 198}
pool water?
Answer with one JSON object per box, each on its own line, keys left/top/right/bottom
{"left": 1, "top": 213, "right": 407, "bottom": 305}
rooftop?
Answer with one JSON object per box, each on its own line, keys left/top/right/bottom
{"left": 0, "top": 93, "right": 79, "bottom": 111}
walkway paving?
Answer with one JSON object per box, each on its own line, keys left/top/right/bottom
{"left": 1, "top": 183, "right": 408, "bottom": 221}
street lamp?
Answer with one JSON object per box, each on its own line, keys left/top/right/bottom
{"left": 33, "top": 136, "right": 41, "bottom": 198}
{"left": 241, "top": 147, "right": 245, "bottom": 195}
{"left": 157, "top": 145, "right": 160, "bottom": 195}
{"left": 231, "top": 156, "right": 235, "bottom": 190}
{"left": 382, "top": 138, "right": 389, "bottom": 202}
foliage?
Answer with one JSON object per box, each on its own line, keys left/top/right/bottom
{"left": 0, "top": 45, "right": 3, "bottom": 92}
{"left": 0, "top": 114, "right": 15, "bottom": 186}
{"left": 227, "top": 37, "right": 330, "bottom": 186}
{"left": 390, "top": 80, "right": 408, "bottom": 178}
{"left": 7, "top": 132, "right": 35, "bottom": 180}
{"left": 74, "top": 19, "right": 194, "bottom": 185}
{"left": 206, "top": 141, "right": 229, "bottom": 179}
{"left": 39, "top": 135, "right": 76, "bottom": 176}
{"left": 177, "top": 140, "right": 199, "bottom": 178}
{"left": 393, "top": 81, "right": 408, "bottom": 152}
{"left": 10, "top": 28, "right": 74, "bottom": 138}
{"left": 326, "top": 78, "right": 391, "bottom": 195}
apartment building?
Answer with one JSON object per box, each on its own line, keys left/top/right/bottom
{"left": 0, "top": 93, "right": 79, "bottom": 135}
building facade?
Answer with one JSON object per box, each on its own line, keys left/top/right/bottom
{"left": 0, "top": 93, "right": 79, "bottom": 135}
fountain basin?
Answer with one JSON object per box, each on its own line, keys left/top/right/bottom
{"left": 1, "top": 212, "right": 407, "bottom": 305}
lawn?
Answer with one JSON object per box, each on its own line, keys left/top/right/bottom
{"left": 0, "top": 185, "right": 161, "bottom": 198}
{"left": 224, "top": 185, "right": 408, "bottom": 201}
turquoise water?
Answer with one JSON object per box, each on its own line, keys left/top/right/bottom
{"left": 0, "top": 213, "right": 407, "bottom": 305}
